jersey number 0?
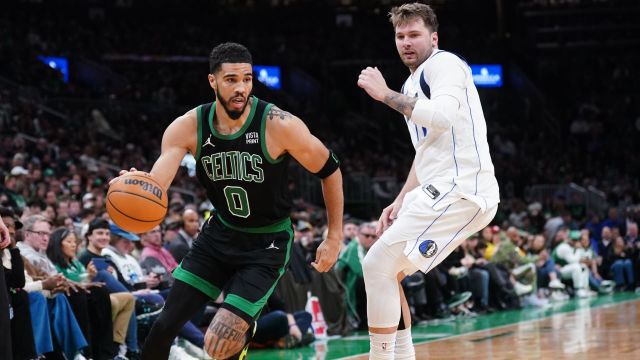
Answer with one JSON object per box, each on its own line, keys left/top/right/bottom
{"left": 223, "top": 186, "right": 251, "bottom": 218}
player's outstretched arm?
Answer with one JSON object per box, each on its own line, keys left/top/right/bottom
{"left": 149, "top": 110, "right": 197, "bottom": 190}
{"left": 267, "top": 107, "right": 344, "bottom": 272}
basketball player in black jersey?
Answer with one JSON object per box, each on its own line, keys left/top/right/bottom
{"left": 113, "top": 42, "right": 344, "bottom": 359}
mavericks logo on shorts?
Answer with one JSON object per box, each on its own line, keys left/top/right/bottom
{"left": 418, "top": 240, "right": 438, "bottom": 258}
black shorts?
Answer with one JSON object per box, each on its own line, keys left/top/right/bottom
{"left": 172, "top": 214, "right": 293, "bottom": 323}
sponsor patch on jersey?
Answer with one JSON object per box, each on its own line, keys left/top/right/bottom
{"left": 245, "top": 131, "right": 259, "bottom": 144}
{"left": 419, "top": 240, "right": 438, "bottom": 258}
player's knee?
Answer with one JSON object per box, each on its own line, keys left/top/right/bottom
{"left": 362, "top": 249, "right": 377, "bottom": 282}
{"left": 362, "top": 241, "right": 388, "bottom": 282}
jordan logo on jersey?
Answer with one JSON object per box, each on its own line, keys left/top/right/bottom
{"left": 265, "top": 240, "right": 279, "bottom": 250}
{"left": 245, "top": 132, "right": 259, "bottom": 144}
{"left": 203, "top": 134, "right": 215, "bottom": 148}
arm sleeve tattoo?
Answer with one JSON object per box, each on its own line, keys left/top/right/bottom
{"left": 383, "top": 91, "right": 418, "bottom": 118}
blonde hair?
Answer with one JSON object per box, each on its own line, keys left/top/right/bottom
{"left": 389, "top": 2, "right": 439, "bottom": 33}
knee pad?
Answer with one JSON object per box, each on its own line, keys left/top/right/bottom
{"left": 363, "top": 241, "right": 410, "bottom": 328}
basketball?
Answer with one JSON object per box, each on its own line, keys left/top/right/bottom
{"left": 106, "top": 171, "right": 168, "bottom": 233}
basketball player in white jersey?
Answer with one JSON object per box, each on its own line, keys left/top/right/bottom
{"left": 357, "top": 3, "right": 500, "bottom": 359}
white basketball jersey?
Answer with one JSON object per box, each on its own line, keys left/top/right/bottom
{"left": 400, "top": 49, "right": 499, "bottom": 212}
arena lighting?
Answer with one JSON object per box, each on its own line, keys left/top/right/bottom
{"left": 470, "top": 64, "right": 502, "bottom": 87}
{"left": 37, "top": 56, "right": 69, "bottom": 83}
{"left": 254, "top": 65, "right": 281, "bottom": 90}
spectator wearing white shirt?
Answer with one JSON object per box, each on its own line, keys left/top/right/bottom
{"left": 552, "top": 230, "right": 592, "bottom": 297}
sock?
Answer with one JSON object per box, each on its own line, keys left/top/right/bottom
{"left": 394, "top": 328, "right": 415, "bottom": 360}
{"left": 369, "top": 331, "right": 396, "bottom": 360}
{"left": 118, "top": 343, "right": 127, "bottom": 356}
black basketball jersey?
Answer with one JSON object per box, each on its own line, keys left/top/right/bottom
{"left": 195, "top": 96, "right": 292, "bottom": 229}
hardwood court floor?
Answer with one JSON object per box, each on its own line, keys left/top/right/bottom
{"left": 250, "top": 292, "right": 640, "bottom": 359}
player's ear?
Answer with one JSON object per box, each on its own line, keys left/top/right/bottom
{"left": 208, "top": 73, "right": 217, "bottom": 92}
{"left": 431, "top": 32, "right": 438, "bottom": 47}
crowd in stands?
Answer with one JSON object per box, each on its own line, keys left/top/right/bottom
{"left": 1, "top": 0, "right": 640, "bottom": 359}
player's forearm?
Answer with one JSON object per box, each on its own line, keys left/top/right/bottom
{"left": 383, "top": 90, "right": 457, "bottom": 133}
{"left": 320, "top": 169, "right": 344, "bottom": 243}
{"left": 383, "top": 90, "right": 417, "bottom": 118}
{"left": 150, "top": 147, "right": 186, "bottom": 190}
{"left": 396, "top": 161, "right": 419, "bottom": 203}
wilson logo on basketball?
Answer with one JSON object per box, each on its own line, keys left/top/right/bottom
{"left": 123, "top": 179, "right": 163, "bottom": 200}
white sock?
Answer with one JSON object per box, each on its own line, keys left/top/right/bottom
{"left": 369, "top": 331, "right": 396, "bottom": 360}
{"left": 394, "top": 328, "right": 415, "bottom": 360}
{"left": 118, "top": 343, "right": 127, "bottom": 356}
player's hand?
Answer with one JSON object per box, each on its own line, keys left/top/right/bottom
{"left": 357, "top": 67, "right": 391, "bottom": 102}
{"left": 312, "top": 235, "right": 341, "bottom": 273}
{"left": 108, "top": 167, "right": 138, "bottom": 186}
{"left": 376, "top": 200, "right": 402, "bottom": 236}
{"left": 0, "top": 217, "right": 10, "bottom": 250}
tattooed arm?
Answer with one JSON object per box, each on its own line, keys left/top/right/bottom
{"left": 357, "top": 66, "right": 416, "bottom": 117}
{"left": 382, "top": 91, "right": 418, "bottom": 118}
{"left": 357, "top": 66, "right": 461, "bottom": 132}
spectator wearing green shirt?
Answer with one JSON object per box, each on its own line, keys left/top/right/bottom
{"left": 336, "top": 222, "right": 378, "bottom": 329}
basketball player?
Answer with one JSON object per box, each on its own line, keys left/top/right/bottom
{"left": 112, "top": 42, "right": 343, "bottom": 360}
{"left": 357, "top": 3, "right": 500, "bottom": 359}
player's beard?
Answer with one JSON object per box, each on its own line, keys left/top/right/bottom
{"left": 218, "top": 92, "right": 250, "bottom": 120}
{"left": 400, "top": 48, "right": 433, "bottom": 71}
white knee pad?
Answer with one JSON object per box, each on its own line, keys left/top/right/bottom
{"left": 363, "top": 241, "right": 415, "bottom": 328}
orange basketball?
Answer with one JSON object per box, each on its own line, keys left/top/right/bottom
{"left": 106, "top": 171, "right": 168, "bottom": 233}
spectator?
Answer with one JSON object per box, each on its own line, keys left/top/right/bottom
{"left": 167, "top": 209, "right": 199, "bottom": 263}
{"left": 552, "top": 230, "right": 592, "bottom": 298}
{"left": 250, "top": 293, "right": 313, "bottom": 350}
{"left": 342, "top": 222, "right": 358, "bottom": 247}
{"left": 527, "top": 234, "right": 567, "bottom": 301}
{"left": 0, "top": 168, "right": 28, "bottom": 211}
{"left": 604, "top": 236, "right": 635, "bottom": 291}
{"left": 18, "top": 215, "right": 115, "bottom": 359}
{"left": 625, "top": 223, "right": 640, "bottom": 290}
{"left": 594, "top": 226, "right": 614, "bottom": 269}
{"left": 3, "top": 211, "right": 89, "bottom": 359}
{"left": 335, "top": 221, "right": 377, "bottom": 329}
{"left": 47, "top": 227, "right": 136, "bottom": 359}
{"left": 100, "top": 222, "right": 205, "bottom": 352}
{"left": 1, "top": 207, "right": 36, "bottom": 359}
{"left": 602, "top": 207, "right": 625, "bottom": 236}
{"left": 140, "top": 225, "right": 178, "bottom": 278}
{"left": 576, "top": 229, "right": 613, "bottom": 294}
{"left": 461, "top": 236, "right": 493, "bottom": 311}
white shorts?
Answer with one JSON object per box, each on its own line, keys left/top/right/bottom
{"left": 380, "top": 185, "right": 498, "bottom": 274}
